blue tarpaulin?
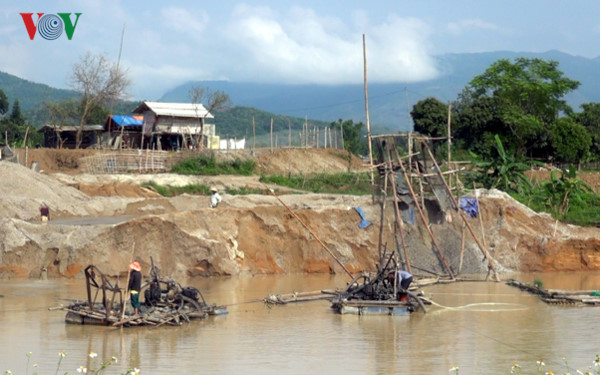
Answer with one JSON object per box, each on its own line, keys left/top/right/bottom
{"left": 459, "top": 197, "right": 479, "bottom": 218}
{"left": 109, "top": 115, "right": 143, "bottom": 127}
{"left": 354, "top": 206, "right": 372, "bottom": 229}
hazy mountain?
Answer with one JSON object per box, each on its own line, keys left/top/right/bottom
{"left": 0, "top": 71, "right": 79, "bottom": 111}
{"left": 160, "top": 50, "right": 600, "bottom": 131}
{"left": 2, "top": 50, "right": 600, "bottom": 133}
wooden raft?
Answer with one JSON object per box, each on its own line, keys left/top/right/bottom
{"left": 507, "top": 279, "right": 600, "bottom": 306}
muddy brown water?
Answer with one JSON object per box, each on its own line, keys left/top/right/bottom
{"left": 1, "top": 272, "right": 600, "bottom": 374}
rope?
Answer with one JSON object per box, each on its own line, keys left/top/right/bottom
{"left": 421, "top": 297, "right": 529, "bottom": 312}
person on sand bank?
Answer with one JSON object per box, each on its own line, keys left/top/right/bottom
{"left": 127, "top": 261, "right": 142, "bottom": 317}
{"left": 40, "top": 203, "right": 50, "bottom": 224}
{"left": 210, "top": 186, "right": 222, "bottom": 208}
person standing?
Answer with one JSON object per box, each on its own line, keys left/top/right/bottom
{"left": 128, "top": 261, "right": 142, "bottom": 317}
{"left": 210, "top": 186, "right": 222, "bottom": 208}
{"left": 40, "top": 203, "right": 50, "bottom": 224}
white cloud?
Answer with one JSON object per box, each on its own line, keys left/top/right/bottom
{"left": 160, "top": 7, "right": 208, "bottom": 35}
{"left": 447, "top": 19, "right": 498, "bottom": 35}
{"left": 221, "top": 5, "right": 438, "bottom": 84}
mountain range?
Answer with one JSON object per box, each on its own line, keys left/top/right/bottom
{"left": 2, "top": 50, "right": 600, "bottom": 133}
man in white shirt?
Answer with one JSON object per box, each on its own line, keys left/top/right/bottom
{"left": 210, "top": 186, "right": 222, "bottom": 208}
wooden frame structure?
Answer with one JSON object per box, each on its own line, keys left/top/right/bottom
{"left": 372, "top": 133, "right": 500, "bottom": 282}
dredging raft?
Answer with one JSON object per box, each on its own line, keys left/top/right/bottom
{"left": 55, "top": 260, "right": 227, "bottom": 327}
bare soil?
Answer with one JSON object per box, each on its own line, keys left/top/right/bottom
{"left": 1, "top": 148, "right": 600, "bottom": 280}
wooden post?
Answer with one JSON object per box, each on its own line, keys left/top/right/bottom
{"left": 396, "top": 156, "right": 455, "bottom": 280}
{"left": 288, "top": 118, "right": 291, "bottom": 147}
{"left": 458, "top": 223, "right": 466, "bottom": 274}
{"left": 252, "top": 116, "right": 256, "bottom": 152}
{"left": 386, "top": 158, "right": 412, "bottom": 274}
{"left": 377, "top": 169, "right": 389, "bottom": 262}
{"left": 422, "top": 142, "right": 500, "bottom": 281}
{"left": 447, "top": 102, "right": 452, "bottom": 190}
{"left": 270, "top": 118, "right": 273, "bottom": 153}
{"left": 264, "top": 184, "right": 353, "bottom": 278}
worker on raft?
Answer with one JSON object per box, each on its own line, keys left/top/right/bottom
{"left": 210, "top": 186, "right": 222, "bottom": 208}
{"left": 127, "top": 261, "right": 142, "bottom": 317}
{"left": 387, "top": 269, "right": 413, "bottom": 291}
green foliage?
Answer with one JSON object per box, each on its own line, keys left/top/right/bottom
{"left": 330, "top": 118, "right": 367, "bottom": 155}
{"left": 171, "top": 155, "right": 256, "bottom": 175}
{"left": 260, "top": 172, "right": 370, "bottom": 195}
{"left": 541, "top": 167, "right": 594, "bottom": 216}
{"left": 468, "top": 134, "right": 536, "bottom": 194}
{"left": 0, "top": 88, "right": 8, "bottom": 115}
{"left": 573, "top": 102, "right": 600, "bottom": 159}
{"left": 411, "top": 97, "right": 448, "bottom": 137}
{"left": 533, "top": 278, "right": 544, "bottom": 289}
{"left": 466, "top": 58, "right": 580, "bottom": 158}
{"left": 513, "top": 167, "right": 600, "bottom": 226}
{"left": 141, "top": 181, "right": 209, "bottom": 197}
{"left": 550, "top": 117, "right": 591, "bottom": 164}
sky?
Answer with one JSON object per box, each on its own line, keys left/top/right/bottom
{"left": 2, "top": 1, "right": 600, "bottom": 100}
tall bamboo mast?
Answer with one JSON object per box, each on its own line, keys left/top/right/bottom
{"left": 362, "top": 34, "right": 375, "bottom": 192}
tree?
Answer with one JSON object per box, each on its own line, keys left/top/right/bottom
{"left": 188, "top": 86, "right": 232, "bottom": 114}
{"left": 573, "top": 102, "right": 600, "bottom": 158}
{"left": 9, "top": 99, "right": 25, "bottom": 125}
{"left": 550, "top": 117, "right": 591, "bottom": 166}
{"left": 467, "top": 58, "right": 580, "bottom": 157}
{"left": 189, "top": 86, "right": 232, "bottom": 148}
{"left": 68, "top": 52, "right": 131, "bottom": 148}
{"left": 453, "top": 95, "right": 505, "bottom": 157}
{"left": 331, "top": 119, "right": 366, "bottom": 155}
{"left": 469, "top": 134, "right": 535, "bottom": 194}
{"left": 410, "top": 97, "right": 448, "bottom": 137}
{"left": 0, "top": 89, "right": 8, "bottom": 116}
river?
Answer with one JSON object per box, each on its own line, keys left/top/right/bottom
{"left": 1, "top": 272, "right": 599, "bottom": 374}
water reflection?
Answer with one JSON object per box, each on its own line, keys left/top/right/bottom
{"left": 1, "top": 272, "right": 599, "bottom": 374}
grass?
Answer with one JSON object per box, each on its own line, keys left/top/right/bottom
{"left": 511, "top": 186, "right": 600, "bottom": 227}
{"left": 171, "top": 155, "right": 255, "bottom": 176}
{"left": 141, "top": 181, "right": 210, "bottom": 197}
{"left": 260, "top": 172, "right": 371, "bottom": 195}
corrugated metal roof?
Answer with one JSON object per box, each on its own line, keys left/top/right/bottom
{"left": 133, "top": 101, "right": 214, "bottom": 119}
{"left": 39, "top": 124, "right": 104, "bottom": 132}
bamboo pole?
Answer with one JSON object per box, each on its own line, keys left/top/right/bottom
{"left": 386, "top": 161, "right": 412, "bottom": 274}
{"left": 447, "top": 102, "right": 452, "bottom": 190}
{"left": 396, "top": 157, "right": 455, "bottom": 280}
{"left": 362, "top": 34, "right": 375, "bottom": 196}
{"left": 264, "top": 183, "right": 353, "bottom": 278}
{"left": 270, "top": 118, "right": 273, "bottom": 153}
{"left": 377, "top": 169, "right": 388, "bottom": 262}
{"left": 252, "top": 117, "right": 256, "bottom": 153}
{"left": 458, "top": 223, "right": 466, "bottom": 274}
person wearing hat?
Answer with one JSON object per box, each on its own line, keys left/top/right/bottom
{"left": 127, "top": 261, "right": 142, "bottom": 317}
{"left": 210, "top": 186, "right": 222, "bottom": 208}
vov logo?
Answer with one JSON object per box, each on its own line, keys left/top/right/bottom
{"left": 20, "top": 13, "right": 82, "bottom": 40}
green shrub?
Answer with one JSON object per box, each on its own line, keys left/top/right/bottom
{"left": 171, "top": 155, "right": 255, "bottom": 175}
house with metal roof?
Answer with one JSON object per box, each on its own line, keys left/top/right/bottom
{"left": 132, "top": 101, "right": 215, "bottom": 150}
{"left": 38, "top": 124, "right": 104, "bottom": 149}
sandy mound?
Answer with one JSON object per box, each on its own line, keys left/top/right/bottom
{"left": 2, "top": 150, "right": 600, "bottom": 280}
